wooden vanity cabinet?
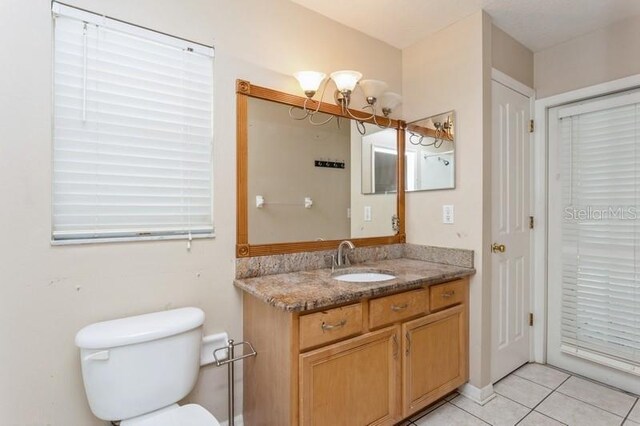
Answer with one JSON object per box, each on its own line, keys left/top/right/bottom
{"left": 242, "top": 277, "right": 469, "bottom": 426}
{"left": 299, "top": 326, "right": 400, "bottom": 426}
{"left": 402, "top": 304, "right": 466, "bottom": 417}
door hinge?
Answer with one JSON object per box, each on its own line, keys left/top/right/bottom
{"left": 529, "top": 119, "right": 534, "bottom": 133}
{"left": 529, "top": 216, "right": 534, "bottom": 230}
{"left": 529, "top": 313, "right": 534, "bottom": 327}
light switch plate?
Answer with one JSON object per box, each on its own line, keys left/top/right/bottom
{"left": 364, "top": 206, "right": 372, "bottom": 222}
{"left": 442, "top": 205, "right": 454, "bottom": 224}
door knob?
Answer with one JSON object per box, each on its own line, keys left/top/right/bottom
{"left": 491, "top": 243, "right": 506, "bottom": 253}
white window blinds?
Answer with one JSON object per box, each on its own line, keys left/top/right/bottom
{"left": 558, "top": 91, "right": 640, "bottom": 372}
{"left": 52, "top": 3, "right": 214, "bottom": 242}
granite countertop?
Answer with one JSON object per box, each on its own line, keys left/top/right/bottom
{"left": 234, "top": 258, "right": 475, "bottom": 312}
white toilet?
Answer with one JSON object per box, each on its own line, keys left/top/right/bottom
{"left": 75, "top": 307, "right": 221, "bottom": 426}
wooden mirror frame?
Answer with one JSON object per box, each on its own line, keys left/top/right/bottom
{"left": 236, "top": 79, "right": 406, "bottom": 258}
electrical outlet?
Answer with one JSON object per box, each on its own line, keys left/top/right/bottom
{"left": 364, "top": 206, "right": 372, "bottom": 222}
{"left": 442, "top": 205, "right": 454, "bottom": 224}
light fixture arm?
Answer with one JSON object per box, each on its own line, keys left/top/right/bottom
{"left": 291, "top": 70, "right": 400, "bottom": 135}
{"left": 288, "top": 79, "right": 337, "bottom": 126}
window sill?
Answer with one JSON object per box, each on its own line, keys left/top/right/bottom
{"left": 51, "top": 232, "right": 216, "bottom": 246}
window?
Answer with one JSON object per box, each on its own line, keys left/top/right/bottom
{"left": 52, "top": 3, "right": 214, "bottom": 243}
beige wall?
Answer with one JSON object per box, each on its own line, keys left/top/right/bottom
{"left": 247, "top": 99, "right": 350, "bottom": 244}
{"left": 402, "top": 11, "right": 494, "bottom": 388}
{"left": 491, "top": 25, "right": 534, "bottom": 88}
{"left": 0, "top": 0, "right": 401, "bottom": 424}
{"left": 535, "top": 14, "right": 640, "bottom": 98}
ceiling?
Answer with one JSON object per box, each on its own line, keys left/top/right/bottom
{"left": 290, "top": 0, "right": 640, "bottom": 52}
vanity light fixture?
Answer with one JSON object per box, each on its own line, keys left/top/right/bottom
{"left": 292, "top": 71, "right": 326, "bottom": 98}
{"left": 291, "top": 69, "right": 402, "bottom": 135}
{"left": 408, "top": 115, "right": 454, "bottom": 148}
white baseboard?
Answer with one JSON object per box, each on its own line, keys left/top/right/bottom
{"left": 458, "top": 383, "right": 496, "bottom": 405}
{"left": 219, "top": 414, "right": 243, "bottom": 426}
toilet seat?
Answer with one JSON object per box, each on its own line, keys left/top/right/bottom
{"left": 120, "top": 404, "right": 220, "bottom": 426}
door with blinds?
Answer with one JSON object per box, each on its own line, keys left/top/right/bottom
{"left": 547, "top": 90, "right": 640, "bottom": 394}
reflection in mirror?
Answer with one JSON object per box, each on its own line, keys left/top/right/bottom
{"left": 247, "top": 97, "right": 397, "bottom": 245}
{"left": 360, "top": 126, "right": 398, "bottom": 195}
{"left": 352, "top": 123, "right": 397, "bottom": 238}
{"left": 405, "top": 111, "right": 455, "bottom": 191}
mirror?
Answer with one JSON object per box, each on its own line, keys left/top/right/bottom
{"left": 236, "top": 80, "right": 405, "bottom": 257}
{"left": 405, "top": 111, "right": 455, "bottom": 191}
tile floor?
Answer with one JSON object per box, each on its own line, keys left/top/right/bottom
{"left": 400, "top": 363, "right": 640, "bottom": 426}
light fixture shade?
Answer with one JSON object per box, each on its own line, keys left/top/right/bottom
{"left": 330, "top": 70, "right": 363, "bottom": 93}
{"left": 293, "top": 71, "right": 326, "bottom": 97}
{"left": 359, "top": 79, "right": 388, "bottom": 101}
{"left": 380, "top": 92, "right": 402, "bottom": 111}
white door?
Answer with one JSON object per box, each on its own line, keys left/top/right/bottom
{"left": 491, "top": 81, "right": 532, "bottom": 382}
{"left": 547, "top": 90, "right": 640, "bottom": 394}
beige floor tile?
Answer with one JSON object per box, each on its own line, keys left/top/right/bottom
{"left": 629, "top": 402, "right": 640, "bottom": 423}
{"left": 450, "top": 394, "right": 529, "bottom": 426}
{"left": 623, "top": 420, "right": 640, "bottom": 426}
{"left": 556, "top": 376, "right": 636, "bottom": 417}
{"left": 495, "top": 374, "right": 552, "bottom": 408}
{"left": 518, "top": 411, "right": 565, "bottom": 425}
{"left": 513, "top": 363, "right": 570, "bottom": 389}
{"left": 413, "top": 403, "right": 487, "bottom": 426}
{"left": 536, "top": 392, "right": 623, "bottom": 426}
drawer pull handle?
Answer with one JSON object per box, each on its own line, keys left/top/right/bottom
{"left": 442, "top": 290, "right": 455, "bottom": 298}
{"left": 321, "top": 319, "right": 346, "bottom": 331}
{"left": 391, "top": 303, "right": 408, "bottom": 312}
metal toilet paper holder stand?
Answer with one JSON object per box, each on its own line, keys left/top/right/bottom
{"left": 213, "top": 339, "right": 257, "bottom": 426}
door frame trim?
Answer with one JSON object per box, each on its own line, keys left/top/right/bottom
{"left": 491, "top": 69, "right": 534, "bottom": 98}
{"left": 532, "top": 73, "right": 640, "bottom": 363}
{"left": 490, "top": 68, "right": 536, "bottom": 372}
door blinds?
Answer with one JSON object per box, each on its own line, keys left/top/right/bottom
{"left": 52, "top": 3, "right": 214, "bottom": 242}
{"left": 558, "top": 91, "right": 640, "bottom": 373}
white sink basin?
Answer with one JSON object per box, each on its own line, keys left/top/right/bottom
{"left": 332, "top": 272, "right": 396, "bottom": 283}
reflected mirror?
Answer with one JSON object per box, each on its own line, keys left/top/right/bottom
{"left": 360, "top": 127, "right": 399, "bottom": 195}
{"left": 247, "top": 96, "right": 399, "bottom": 246}
{"left": 405, "top": 111, "right": 455, "bottom": 191}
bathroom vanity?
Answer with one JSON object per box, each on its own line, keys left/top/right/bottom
{"left": 235, "top": 257, "right": 473, "bottom": 426}
{"left": 233, "top": 80, "right": 472, "bottom": 425}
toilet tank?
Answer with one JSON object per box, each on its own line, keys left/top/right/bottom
{"left": 75, "top": 307, "right": 205, "bottom": 421}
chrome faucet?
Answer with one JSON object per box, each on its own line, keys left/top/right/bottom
{"left": 336, "top": 240, "right": 355, "bottom": 268}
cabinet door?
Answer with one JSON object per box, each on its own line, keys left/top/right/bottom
{"left": 299, "top": 326, "right": 400, "bottom": 426}
{"left": 402, "top": 304, "right": 466, "bottom": 417}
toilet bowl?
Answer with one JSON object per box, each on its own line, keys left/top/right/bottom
{"left": 75, "top": 307, "right": 220, "bottom": 426}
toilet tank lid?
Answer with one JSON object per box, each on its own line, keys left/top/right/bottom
{"left": 75, "top": 307, "right": 205, "bottom": 349}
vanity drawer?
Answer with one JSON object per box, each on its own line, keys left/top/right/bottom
{"left": 429, "top": 279, "right": 465, "bottom": 311}
{"left": 299, "top": 303, "right": 363, "bottom": 351}
{"left": 369, "top": 288, "right": 429, "bottom": 329}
